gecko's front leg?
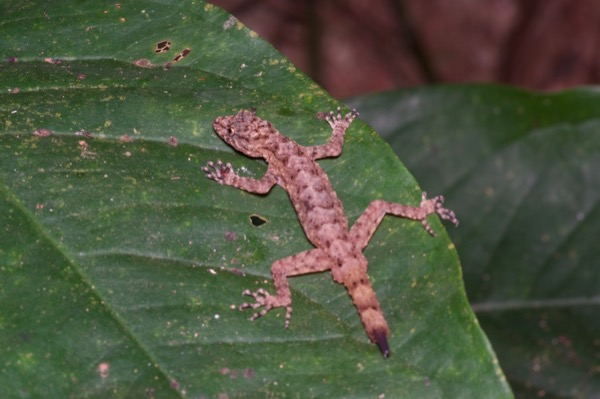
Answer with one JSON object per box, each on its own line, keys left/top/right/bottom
{"left": 203, "top": 160, "right": 277, "bottom": 194}
{"left": 308, "top": 107, "right": 359, "bottom": 159}
{"left": 203, "top": 160, "right": 236, "bottom": 185}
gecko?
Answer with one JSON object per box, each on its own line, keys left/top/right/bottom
{"left": 203, "top": 108, "right": 458, "bottom": 357}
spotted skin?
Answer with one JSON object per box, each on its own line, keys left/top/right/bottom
{"left": 203, "top": 108, "right": 458, "bottom": 357}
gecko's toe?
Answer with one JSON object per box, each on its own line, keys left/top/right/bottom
{"left": 373, "top": 329, "right": 390, "bottom": 358}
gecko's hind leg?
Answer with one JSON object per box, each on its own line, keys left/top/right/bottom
{"left": 350, "top": 192, "right": 459, "bottom": 251}
{"left": 240, "top": 248, "right": 334, "bottom": 328}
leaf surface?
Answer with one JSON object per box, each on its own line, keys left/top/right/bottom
{"left": 0, "top": 2, "right": 508, "bottom": 398}
{"left": 350, "top": 85, "right": 600, "bottom": 398}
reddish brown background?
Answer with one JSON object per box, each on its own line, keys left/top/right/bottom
{"left": 211, "top": 0, "right": 600, "bottom": 98}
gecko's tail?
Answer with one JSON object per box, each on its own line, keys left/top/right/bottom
{"left": 346, "top": 278, "right": 390, "bottom": 358}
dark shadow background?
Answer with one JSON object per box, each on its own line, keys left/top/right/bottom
{"left": 211, "top": 0, "right": 600, "bottom": 98}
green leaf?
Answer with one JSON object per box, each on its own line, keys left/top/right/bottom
{"left": 0, "top": 2, "right": 508, "bottom": 398}
{"left": 350, "top": 85, "right": 600, "bottom": 398}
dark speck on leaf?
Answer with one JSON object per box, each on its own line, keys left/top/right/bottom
{"left": 250, "top": 214, "right": 267, "bottom": 226}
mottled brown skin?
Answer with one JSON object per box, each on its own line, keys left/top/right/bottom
{"left": 203, "top": 109, "right": 458, "bottom": 357}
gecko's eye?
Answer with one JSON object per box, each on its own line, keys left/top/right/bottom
{"left": 227, "top": 127, "right": 235, "bottom": 135}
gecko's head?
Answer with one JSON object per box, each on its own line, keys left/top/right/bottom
{"left": 213, "top": 110, "right": 274, "bottom": 158}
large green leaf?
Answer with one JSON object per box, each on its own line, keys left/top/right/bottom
{"left": 0, "top": 2, "right": 508, "bottom": 398}
{"left": 349, "top": 86, "right": 600, "bottom": 398}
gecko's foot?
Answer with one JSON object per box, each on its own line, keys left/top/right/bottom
{"left": 419, "top": 192, "right": 459, "bottom": 236}
{"left": 324, "top": 107, "right": 359, "bottom": 130}
{"left": 240, "top": 288, "right": 293, "bottom": 328}
{"left": 202, "top": 160, "right": 233, "bottom": 185}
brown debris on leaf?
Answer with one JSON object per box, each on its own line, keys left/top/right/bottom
{"left": 33, "top": 128, "right": 53, "bottom": 137}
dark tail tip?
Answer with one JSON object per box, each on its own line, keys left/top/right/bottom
{"left": 373, "top": 329, "right": 390, "bottom": 358}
